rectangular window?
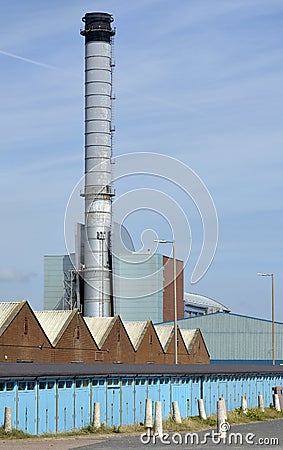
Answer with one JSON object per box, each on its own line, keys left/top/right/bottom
{"left": 24, "top": 317, "right": 28, "bottom": 335}
{"left": 82, "top": 379, "right": 88, "bottom": 388}
{"left": 76, "top": 380, "right": 82, "bottom": 388}
{"left": 66, "top": 380, "right": 72, "bottom": 389}
{"left": 6, "top": 382, "right": 14, "bottom": 391}
{"left": 39, "top": 382, "right": 46, "bottom": 390}
{"left": 47, "top": 381, "right": 54, "bottom": 389}
{"left": 95, "top": 351, "right": 104, "bottom": 361}
{"left": 18, "top": 382, "right": 26, "bottom": 390}
{"left": 107, "top": 378, "right": 119, "bottom": 386}
{"left": 27, "top": 382, "right": 35, "bottom": 390}
{"left": 0, "top": 382, "right": 4, "bottom": 391}
{"left": 58, "top": 381, "right": 65, "bottom": 389}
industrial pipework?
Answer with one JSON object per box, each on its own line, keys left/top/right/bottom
{"left": 80, "top": 13, "right": 115, "bottom": 317}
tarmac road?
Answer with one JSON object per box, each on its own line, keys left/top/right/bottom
{"left": 72, "top": 419, "right": 283, "bottom": 449}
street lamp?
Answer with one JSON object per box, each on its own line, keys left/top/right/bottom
{"left": 154, "top": 239, "right": 178, "bottom": 364}
{"left": 97, "top": 231, "right": 106, "bottom": 316}
{"left": 257, "top": 272, "right": 275, "bottom": 365}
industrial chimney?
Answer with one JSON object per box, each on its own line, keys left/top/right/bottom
{"left": 80, "top": 13, "right": 115, "bottom": 317}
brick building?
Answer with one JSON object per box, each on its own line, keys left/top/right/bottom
{"left": 0, "top": 301, "right": 52, "bottom": 362}
{"left": 35, "top": 310, "right": 98, "bottom": 363}
{"left": 124, "top": 320, "right": 164, "bottom": 364}
{"left": 0, "top": 301, "right": 209, "bottom": 364}
{"left": 84, "top": 316, "right": 135, "bottom": 363}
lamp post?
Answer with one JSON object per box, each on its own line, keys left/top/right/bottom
{"left": 154, "top": 239, "right": 178, "bottom": 364}
{"left": 97, "top": 231, "right": 106, "bottom": 316}
{"left": 257, "top": 273, "right": 275, "bottom": 365}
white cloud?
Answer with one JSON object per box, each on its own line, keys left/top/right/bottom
{"left": 0, "top": 268, "right": 38, "bottom": 283}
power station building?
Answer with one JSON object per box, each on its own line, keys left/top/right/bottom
{"left": 43, "top": 12, "right": 185, "bottom": 322}
{"left": 44, "top": 252, "right": 184, "bottom": 323}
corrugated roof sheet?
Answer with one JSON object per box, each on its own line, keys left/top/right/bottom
{"left": 179, "top": 328, "right": 197, "bottom": 353}
{"left": 0, "top": 301, "right": 26, "bottom": 336}
{"left": 35, "top": 310, "right": 76, "bottom": 346}
{"left": 123, "top": 321, "right": 148, "bottom": 350}
{"left": 154, "top": 325, "right": 174, "bottom": 351}
{"left": 84, "top": 316, "right": 117, "bottom": 348}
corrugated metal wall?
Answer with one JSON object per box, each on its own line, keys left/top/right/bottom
{"left": 113, "top": 254, "right": 163, "bottom": 322}
{"left": 172, "top": 312, "right": 283, "bottom": 364}
{"left": 44, "top": 255, "right": 74, "bottom": 310}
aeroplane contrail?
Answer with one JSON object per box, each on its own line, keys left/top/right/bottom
{"left": 0, "top": 49, "right": 58, "bottom": 70}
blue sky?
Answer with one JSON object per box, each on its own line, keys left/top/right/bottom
{"left": 0, "top": 0, "right": 282, "bottom": 320}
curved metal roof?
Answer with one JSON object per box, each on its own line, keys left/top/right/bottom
{"left": 184, "top": 293, "right": 230, "bottom": 312}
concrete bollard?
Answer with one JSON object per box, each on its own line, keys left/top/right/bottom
{"left": 274, "top": 393, "right": 281, "bottom": 412}
{"left": 258, "top": 395, "right": 264, "bottom": 413}
{"left": 241, "top": 395, "right": 248, "bottom": 414}
{"left": 145, "top": 398, "right": 153, "bottom": 429}
{"left": 93, "top": 402, "right": 101, "bottom": 428}
{"left": 217, "top": 398, "right": 227, "bottom": 439}
{"left": 4, "top": 406, "right": 12, "bottom": 433}
{"left": 154, "top": 401, "right": 163, "bottom": 438}
{"left": 172, "top": 401, "right": 182, "bottom": 424}
{"left": 198, "top": 399, "right": 207, "bottom": 420}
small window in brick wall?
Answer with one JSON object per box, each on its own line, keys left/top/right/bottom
{"left": 149, "top": 334, "right": 153, "bottom": 344}
{"left": 24, "top": 317, "right": 28, "bottom": 335}
{"left": 95, "top": 351, "right": 104, "bottom": 361}
{"left": 117, "top": 328, "right": 120, "bottom": 342}
{"left": 76, "top": 326, "right": 80, "bottom": 339}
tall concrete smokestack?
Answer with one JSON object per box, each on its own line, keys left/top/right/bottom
{"left": 80, "top": 13, "right": 115, "bottom": 317}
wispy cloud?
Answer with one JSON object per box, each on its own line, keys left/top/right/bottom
{"left": 0, "top": 50, "right": 58, "bottom": 70}
{"left": 0, "top": 268, "right": 38, "bottom": 283}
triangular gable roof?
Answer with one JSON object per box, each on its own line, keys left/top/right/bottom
{"left": 35, "top": 310, "right": 77, "bottom": 346}
{"left": 123, "top": 321, "right": 148, "bottom": 351}
{"left": 154, "top": 324, "right": 174, "bottom": 352}
{"left": 84, "top": 316, "right": 117, "bottom": 348}
{"left": 179, "top": 328, "right": 197, "bottom": 353}
{"left": 0, "top": 300, "right": 27, "bottom": 337}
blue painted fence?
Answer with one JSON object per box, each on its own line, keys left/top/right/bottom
{"left": 0, "top": 373, "right": 281, "bottom": 435}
